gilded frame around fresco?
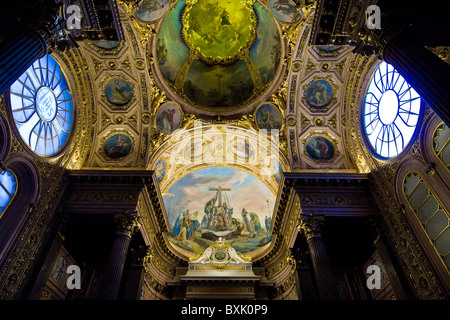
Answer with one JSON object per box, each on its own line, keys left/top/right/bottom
{"left": 98, "top": 128, "right": 136, "bottom": 161}
{"left": 302, "top": 130, "right": 340, "bottom": 163}
{"left": 154, "top": 101, "right": 184, "bottom": 135}
{"left": 100, "top": 74, "right": 136, "bottom": 111}
{"left": 301, "top": 76, "right": 338, "bottom": 113}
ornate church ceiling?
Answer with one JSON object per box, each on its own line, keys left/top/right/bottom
{"left": 73, "top": 0, "right": 357, "bottom": 171}
{"left": 64, "top": 0, "right": 368, "bottom": 261}
{"left": 153, "top": 0, "right": 282, "bottom": 114}
{"left": 3, "top": 0, "right": 450, "bottom": 300}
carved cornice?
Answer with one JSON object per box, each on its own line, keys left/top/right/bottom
{"left": 64, "top": 170, "right": 154, "bottom": 213}
{"left": 67, "top": 169, "right": 154, "bottom": 182}
{"left": 286, "top": 172, "right": 377, "bottom": 217}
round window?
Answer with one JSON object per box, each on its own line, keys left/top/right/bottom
{"left": 363, "top": 61, "right": 421, "bottom": 158}
{"left": 9, "top": 54, "right": 74, "bottom": 157}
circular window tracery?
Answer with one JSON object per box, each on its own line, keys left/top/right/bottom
{"left": 9, "top": 54, "right": 74, "bottom": 157}
{"left": 363, "top": 61, "right": 421, "bottom": 158}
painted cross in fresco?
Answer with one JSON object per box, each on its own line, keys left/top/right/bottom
{"left": 209, "top": 186, "right": 231, "bottom": 207}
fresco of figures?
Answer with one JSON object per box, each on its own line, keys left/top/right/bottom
{"left": 162, "top": 167, "right": 275, "bottom": 255}
{"left": 305, "top": 135, "right": 335, "bottom": 161}
{"left": 268, "top": 0, "right": 302, "bottom": 23}
{"left": 305, "top": 79, "right": 333, "bottom": 107}
{"left": 104, "top": 133, "right": 133, "bottom": 159}
{"left": 104, "top": 78, "right": 133, "bottom": 105}
{"left": 156, "top": 102, "right": 182, "bottom": 134}
{"left": 156, "top": 1, "right": 190, "bottom": 84}
{"left": 255, "top": 103, "right": 282, "bottom": 131}
{"left": 136, "top": 0, "right": 169, "bottom": 22}
{"left": 248, "top": 2, "right": 281, "bottom": 85}
{"left": 154, "top": 159, "right": 167, "bottom": 182}
{"left": 155, "top": 1, "right": 281, "bottom": 110}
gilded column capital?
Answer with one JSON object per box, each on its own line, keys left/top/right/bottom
{"left": 115, "top": 210, "right": 141, "bottom": 237}
{"left": 297, "top": 213, "right": 324, "bottom": 240}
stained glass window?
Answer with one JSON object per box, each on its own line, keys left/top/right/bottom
{"left": 9, "top": 54, "right": 74, "bottom": 157}
{"left": 404, "top": 172, "right": 450, "bottom": 272}
{"left": 0, "top": 170, "right": 17, "bottom": 216}
{"left": 363, "top": 61, "right": 421, "bottom": 158}
{"left": 433, "top": 123, "right": 450, "bottom": 172}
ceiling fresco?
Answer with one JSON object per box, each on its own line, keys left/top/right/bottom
{"left": 154, "top": 0, "right": 282, "bottom": 112}
{"left": 162, "top": 167, "right": 276, "bottom": 257}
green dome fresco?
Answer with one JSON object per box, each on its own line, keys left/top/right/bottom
{"left": 155, "top": 0, "right": 282, "bottom": 112}
{"left": 182, "top": 0, "right": 257, "bottom": 64}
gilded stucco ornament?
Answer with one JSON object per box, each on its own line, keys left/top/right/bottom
{"left": 189, "top": 237, "right": 251, "bottom": 270}
{"left": 118, "top": 0, "right": 160, "bottom": 49}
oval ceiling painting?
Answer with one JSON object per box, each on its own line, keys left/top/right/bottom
{"left": 104, "top": 133, "right": 133, "bottom": 159}
{"left": 136, "top": 0, "right": 169, "bottom": 22}
{"left": 268, "top": 0, "right": 302, "bottom": 23}
{"left": 104, "top": 77, "right": 133, "bottom": 105}
{"left": 162, "top": 167, "right": 275, "bottom": 256}
{"left": 305, "top": 79, "right": 333, "bottom": 107}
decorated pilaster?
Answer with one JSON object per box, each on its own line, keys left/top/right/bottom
{"left": 99, "top": 210, "right": 141, "bottom": 300}
{"left": 298, "top": 213, "right": 338, "bottom": 300}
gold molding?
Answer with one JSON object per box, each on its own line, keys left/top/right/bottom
{"left": 432, "top": 122, "right": 450, "bottom": 174}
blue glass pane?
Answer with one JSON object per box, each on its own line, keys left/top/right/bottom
{"left": 0, "top": 188, "right": 11, "bottom": 209}
{"left": 363, "top": 61, "right": 421, "bottom": 158}
{"left": 0, "top": 171, "right": 17, "bottom": 214}
{"left": 9, "top": 54, "right": 74, "bottom": 156}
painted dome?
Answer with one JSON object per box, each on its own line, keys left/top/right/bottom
{"left": 154, "top": 0, "right": 282, "bottom": 113}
